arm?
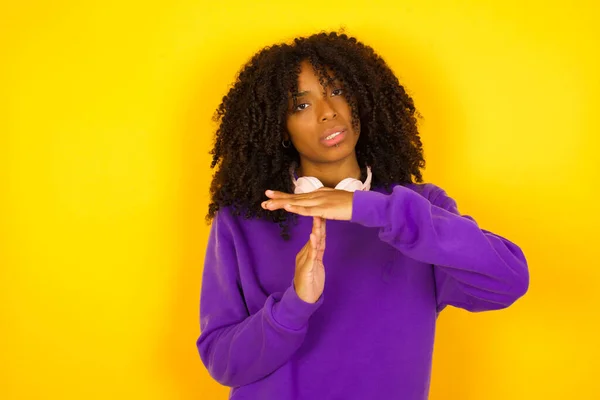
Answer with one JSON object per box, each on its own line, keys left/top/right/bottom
{"left": 350, "top": 184, "right": 529, "bottom": 313}
{"left": 196, "top": 210, "right": 323, "bottom": 387}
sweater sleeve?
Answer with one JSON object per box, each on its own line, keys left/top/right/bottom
{"left": 196, "top": 209, "right": 323, "bottom": 388}
{"left": 350, "top": 184, "right": 529, "bottom": 313}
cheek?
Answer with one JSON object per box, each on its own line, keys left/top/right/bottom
{"left": 285, "top": 118, "right": 299, "bottom": 141}
{"left": 286, "top": 116, "right": 315, "bottom": 145}
{"left": 343, "top": 101, "right": 360, "bottom": 134}
{"left": 335, "top": 98, "right": 356, "bottom": 123}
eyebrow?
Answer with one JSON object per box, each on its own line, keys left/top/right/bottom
{"left": 290, "top": 75, "right": 341, "bottom": 98}
{"left": 290, "top": 81, "right": 341, "bottom": 99}
{"left": 292, "top": 90, "right": 310, "bottom": 98}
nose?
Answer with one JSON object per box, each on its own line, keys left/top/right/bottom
{"left": 317, "top": 98, "right": 337, "bottom": 122}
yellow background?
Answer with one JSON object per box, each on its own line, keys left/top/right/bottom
{"left": 2, "top": 0, "right": 598, "bottom": 399}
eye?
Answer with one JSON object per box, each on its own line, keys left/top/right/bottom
{"left": 294, "top": 103, "right": 309, "bottom": 112}
{"left": 331, "top": 88, "right": 344, "bottom": 96}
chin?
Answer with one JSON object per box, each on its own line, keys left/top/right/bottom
{"left": 322, "top": 147, "right": 357, "bottom": 163}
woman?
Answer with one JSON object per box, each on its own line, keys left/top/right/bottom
{"left": 197, "top": 31, "right": 529, "bottom": 399}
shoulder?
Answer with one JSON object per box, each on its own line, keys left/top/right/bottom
{"left": 211, "top": 206, "right": 245, "bottom": 239}
{"left": 386, "top": 182, "right": 459, "bottom": 211}
{"left": 212, "top": 205, "right": 275, "bottom": 240}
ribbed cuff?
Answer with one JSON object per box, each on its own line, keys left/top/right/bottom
{"left": 271, "top": 282, "right": 324, "bottom": 331}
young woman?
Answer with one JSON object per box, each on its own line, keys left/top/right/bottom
{"left": 197, "top": 31, "right": 529, "bottom": 399}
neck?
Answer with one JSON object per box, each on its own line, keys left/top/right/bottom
{"left": 296, "top": 154, "right": 362, "bottom": 188}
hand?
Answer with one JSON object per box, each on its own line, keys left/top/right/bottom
{"left": 261, "top": 188, "right": 354, "bottom": 221}
{"left": 293, "top": 217, "right": 326, "bottom": 304}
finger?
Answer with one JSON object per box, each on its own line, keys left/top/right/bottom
{"left": 263, "top": 197, "right": 323, "bottom": 211}
{"left": 283, "top": 204, "right": 324, "bottom": 217}
{"left": 316, "top": 242, "right": 325, "bottom": 261}
{"left": 314, "top": 215, "right": 321, "bottom": 233}
{"left": 314, "top": 217, "right": 324, "bottom": 256}
{"left": 265, "top": 190, "right": 304, "bottom": 199}
{"left": 312, "top": 217, "right": 322, "bottom": 252}
{"left": 266, "top": 189, "right": 332, "bottom": 199}
{"left": 309, "top": 233, "right": 317, "bottom": 260}
{"left": 317, "top": 218, "right": 326, "bottom": 260}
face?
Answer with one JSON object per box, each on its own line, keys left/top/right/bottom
{"left": 285, "top": 61, "right": 360, "bottom": 165}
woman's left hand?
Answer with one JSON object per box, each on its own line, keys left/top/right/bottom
{"left": 262, "top": 188, "right": 354, "bottom": 221}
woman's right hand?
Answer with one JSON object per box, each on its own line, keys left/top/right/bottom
{"left": 293, "top": 216, "right": 326, "bottom": 304}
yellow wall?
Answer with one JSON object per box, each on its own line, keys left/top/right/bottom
{"left": 2, "top": 1, "right": 598, "bottom": 399}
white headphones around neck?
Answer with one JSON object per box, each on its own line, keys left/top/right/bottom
{"left": 291, "top": 165, "right": 373, "bottom": 194}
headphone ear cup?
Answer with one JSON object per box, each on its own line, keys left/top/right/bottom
{"left": 306, "top": 177, "right": 324, "bottom": 190}
{"left": 294, "top": 176, "right": 324, "bottom": 193}
{"left": 335, "top": 178, "right": 363, "bottom": 192}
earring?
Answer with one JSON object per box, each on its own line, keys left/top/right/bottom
{"left": 282, "top": 139, "right": 291, "bottom": 148}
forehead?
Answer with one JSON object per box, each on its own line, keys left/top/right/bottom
{"left": 296, "top": 60, "right": 337, "bottom": 88}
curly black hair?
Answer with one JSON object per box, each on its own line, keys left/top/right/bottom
{"left": 206, "top": 30, "right": 426, "bottom": 240}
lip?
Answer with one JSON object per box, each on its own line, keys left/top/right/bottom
{"left": 320, "top": 125, "right": 347, "bottom": 141}
{"left": 320, "top": 128, "right": 346, "bottom": 147}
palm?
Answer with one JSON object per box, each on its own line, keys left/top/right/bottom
{"left": 294, "top": 217, "right": 327, "bottom": 303}
{"left": 309, "top": 256, "right": 325, "bottom": 295}
{"left": 310, "top": 217, "right": 326, "bottom": 296}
